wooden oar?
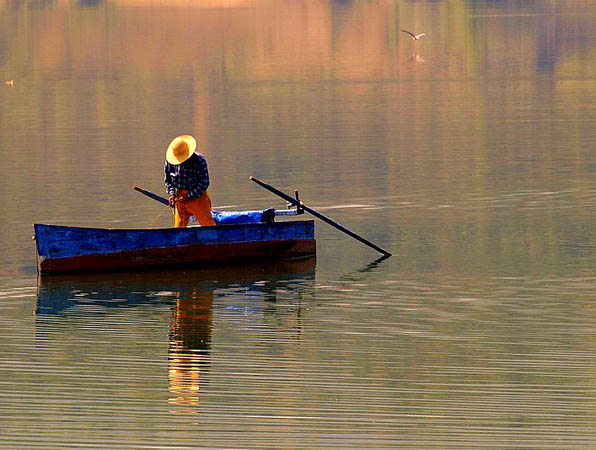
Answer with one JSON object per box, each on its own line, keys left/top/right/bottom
{"left": 132, "top": 185, "right": 170, "bottom": 207}
{"left": 250, "top": 176, "right": 392, "bottom": 257}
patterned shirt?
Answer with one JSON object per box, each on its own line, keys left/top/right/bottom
{"left": 164, "top": 152, "right": 210, "bottom": 199}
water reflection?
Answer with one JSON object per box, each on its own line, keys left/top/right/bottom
{"left": 36, "top": 258, "right": 315, "bottom": 316}
{"left": 78, "top": 0, "right": 103, "bottom": 7}
{"left": 36, "top": 258, "right": 315, "bottom": 413}
{"left": 168, "top": 286, "right": 213, "bottom": 412}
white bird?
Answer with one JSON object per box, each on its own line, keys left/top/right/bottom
{"left": 401, "top": 29, "right": 426, "bottom": 40}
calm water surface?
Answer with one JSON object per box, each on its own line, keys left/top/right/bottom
{"left": 1, "top": 0, "right": 596, "bottom": 448}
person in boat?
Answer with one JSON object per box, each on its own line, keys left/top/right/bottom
{"left": 164, "top": 134, "right": 217, "bottom": 228}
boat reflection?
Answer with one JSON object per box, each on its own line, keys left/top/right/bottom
{"left": 35, "top": 257, "right": 316, "bottom": 413}
{"left": 36, "top": 258, "right": 316, "bottom": 316}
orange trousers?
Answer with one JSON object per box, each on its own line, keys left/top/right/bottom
{"left": 174, "top": 190, "right": 216, "bottom": 228}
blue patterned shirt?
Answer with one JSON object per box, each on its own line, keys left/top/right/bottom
{"left": 164, "top": 152, "right": 210, "bottom": 199}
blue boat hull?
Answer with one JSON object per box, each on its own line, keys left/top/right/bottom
{"left": 34, "top": 220, "right": 316, "bottom": 274}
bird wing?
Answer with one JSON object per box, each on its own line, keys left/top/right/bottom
{"left": 400, "top": 29, "right": 416, "bottom": 39}
{"left": 415, "top": 33, "right": 426, "bottom": 39}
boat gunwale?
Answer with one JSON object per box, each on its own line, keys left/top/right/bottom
{"left": 33, "top": 219, "right": 315, "bottom": 234}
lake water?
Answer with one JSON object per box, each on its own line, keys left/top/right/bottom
{"left": 1, "top": 0, "right": 596, "bottom": 448}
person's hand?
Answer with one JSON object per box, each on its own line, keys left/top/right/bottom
{"left": 176, "top": 192, "right": 189, "bottom": 203}
{"left": 168, "top": 194, "right": 176, "bottom": 207}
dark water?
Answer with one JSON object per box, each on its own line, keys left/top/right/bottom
{"left": 1, "top": 0, "right": 596, "bottom": 447}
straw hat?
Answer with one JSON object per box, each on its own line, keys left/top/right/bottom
{"left": 165, "top": 135, "right": 197, "bottom": 165}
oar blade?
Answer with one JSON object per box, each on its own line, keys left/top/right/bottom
{"left": 250, "top": 177, "right": 391, "bottom": 257}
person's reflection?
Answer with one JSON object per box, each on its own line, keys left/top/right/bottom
{"left": 168, "top": 286, "right": 213, "bottom": 413}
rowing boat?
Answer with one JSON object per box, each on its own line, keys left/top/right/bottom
{"left": 34, "top": 209, "right": 316, "bottom": 274}
{"left": 33, "top": 176, "right": 392, "bottom": 274}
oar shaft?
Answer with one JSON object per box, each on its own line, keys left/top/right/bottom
{"left": 250, "top": 177, "right": 392, "bottom": 257}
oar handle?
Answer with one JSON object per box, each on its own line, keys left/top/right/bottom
{"left": 250, "top": 176, "right": 392, "bottom": 257}
{"left": 132, "top": 185, "right": 170, "bottom": 207}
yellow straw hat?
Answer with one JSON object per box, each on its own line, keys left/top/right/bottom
{"left": 165, "top": 135, "right": 197, "bottom": 165}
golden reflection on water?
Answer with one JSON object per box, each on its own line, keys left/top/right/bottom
{"left": 168, "top": 289, "right": 213, "bottom": 413}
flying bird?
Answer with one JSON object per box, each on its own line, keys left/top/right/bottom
{"left": 4, "top": 80, "right": 13, "bottom": 86}
{"left": 401, "top": 29, "right": 426, "bottom": 40}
